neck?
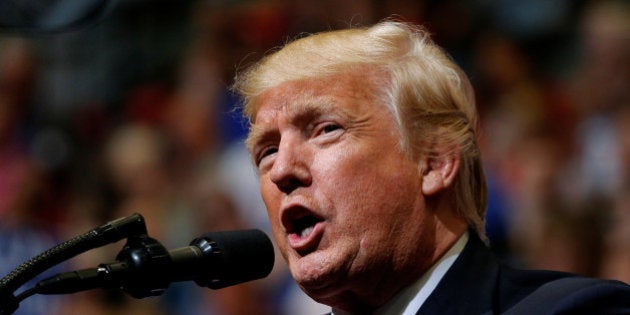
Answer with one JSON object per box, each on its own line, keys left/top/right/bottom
{"left": 329, "top": 213, "right": 468, "bottom": 314}
{"left": 332, "top": 231, "right": 470, "bottom": 315}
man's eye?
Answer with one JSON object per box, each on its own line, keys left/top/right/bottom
{"left": 257, "top": 147, "right": 278, "bottom": 165}
{"left": 322, "top": 123, "right": 341, "bottom": 134}
{"left": 311, "top": 122, "right": 343, "bottom": 142}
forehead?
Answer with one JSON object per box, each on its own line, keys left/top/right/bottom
{"left": 251, "top": 69, "right": 383, "bottom": 124}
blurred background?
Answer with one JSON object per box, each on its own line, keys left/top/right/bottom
{"left": 0, "top": 0, "right": 628, "bottom": 314}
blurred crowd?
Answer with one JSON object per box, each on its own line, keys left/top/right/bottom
{"left": 0, "top": 0, "right": 628, "bottom": 314}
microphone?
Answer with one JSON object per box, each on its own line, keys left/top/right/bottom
{"left": 34, "top": 229, "right": 274, "bottom": 298}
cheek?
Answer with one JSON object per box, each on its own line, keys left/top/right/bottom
{"left": 317, "top": 147, "right": 419, "bottom": 208}
{"left": 319, "top": 151, "right": 423, "bottom": 235}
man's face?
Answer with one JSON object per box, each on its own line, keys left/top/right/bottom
{"left": 248, "top": 70, "right": 435, "bottom": 305}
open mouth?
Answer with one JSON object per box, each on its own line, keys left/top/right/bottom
{"left": 283, "top": 208, "right": 325, "bottom": 253}
{"left": 291, "top": 215, "right": 321, "bottom": 239}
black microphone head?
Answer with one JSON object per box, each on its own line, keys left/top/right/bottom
{"left": 190, "top": 229, "right": 274, "bottom": 289}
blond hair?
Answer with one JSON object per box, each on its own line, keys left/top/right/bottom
{"left": 233, "top": 20, "right": 488, "bottom": 239}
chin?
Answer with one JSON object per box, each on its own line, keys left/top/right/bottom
{"left": 290, "top": 250, "right": 341, "bottom": 295}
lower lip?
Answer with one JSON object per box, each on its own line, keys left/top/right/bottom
{"left": 287, "top": 222, "right": 324, "bottom": 254}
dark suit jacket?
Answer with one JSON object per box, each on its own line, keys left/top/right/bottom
{"left": 417, "top": 232, "right": 630, "bottom": 314}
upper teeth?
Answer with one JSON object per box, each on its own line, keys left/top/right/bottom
{"left": 300, "top": 226, "right": 314, "bottom": 238}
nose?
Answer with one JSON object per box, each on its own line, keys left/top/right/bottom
{"left": 268, "top": 137, "right": 312, "bottom": 194}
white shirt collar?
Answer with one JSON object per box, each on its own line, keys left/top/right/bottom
{"left": 332, "top": 231, "right": 469, "bottom": 315}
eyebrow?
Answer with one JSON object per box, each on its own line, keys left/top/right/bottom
{"left": 246, "top": 123, "right": 275, "bottom": 154}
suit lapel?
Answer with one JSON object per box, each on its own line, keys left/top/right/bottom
{"left": 416, "top": 232, "right": 500, "bottom": 315}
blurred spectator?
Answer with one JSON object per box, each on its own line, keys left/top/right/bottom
{"left": 0, "top": 37, "right": 65, "bottom": 315}
{"left": 2, "top": 1, "right": 629, "bottom": 314}
{"left": 562, "top": 0, "right": 630, "bottom": 278}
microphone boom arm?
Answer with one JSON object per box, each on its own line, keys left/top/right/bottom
{"left": 36, "top": 233, "right": 172, "bottom": 298}
{"left": 34, "top": 229, "right": 275, "bottom": 297}
{"left": 0, "top": 213, "right": 148, "bottom": 315}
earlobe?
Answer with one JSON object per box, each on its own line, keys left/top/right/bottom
{"left": 421, "top": 155, "right": 460, "bottom": 196}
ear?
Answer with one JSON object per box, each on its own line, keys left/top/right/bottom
{"left": 421, "top": 154, "right": 460, "bottom": 196}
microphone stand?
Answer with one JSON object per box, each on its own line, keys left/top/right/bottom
{"left": 0, "top": 213, "right": 275, "bottom": 315}
{"left": 0, "top": 213, "right": 150, "bottom": 315}
{"left": 34, "top": 233, "right": 174, "bottom": 299}
{"left": 96, "top": 234, "right": 172, "bottom": 298}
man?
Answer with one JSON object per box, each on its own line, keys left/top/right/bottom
{"left": 233, "top": 21, "right": 630, "bottom": 314}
